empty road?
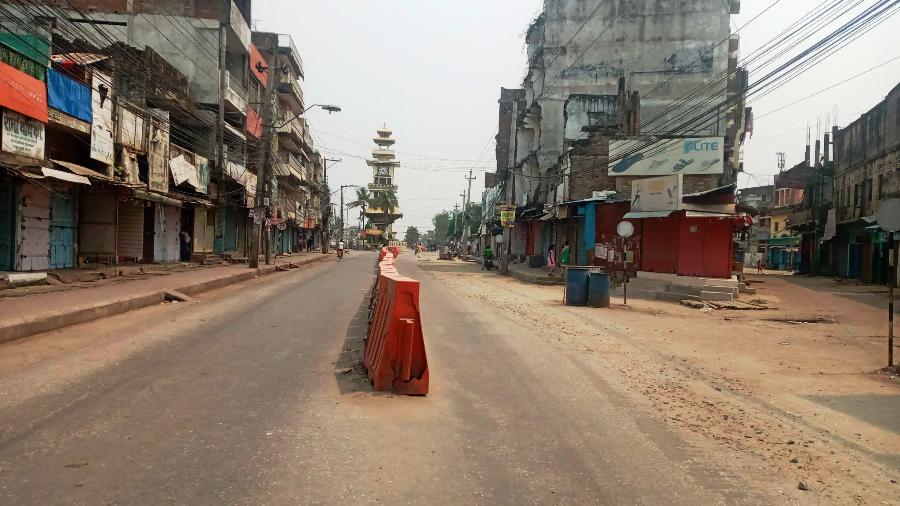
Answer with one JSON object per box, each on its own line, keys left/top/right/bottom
{"left": 0, "top": 252, "right": 777, "bottom": 504}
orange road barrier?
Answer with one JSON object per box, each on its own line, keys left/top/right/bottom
{"left": 366, "top": 249, "right": 429, "bottom": 395}
{"left": 388, "top": 246, "right": 401, "bottom": 258}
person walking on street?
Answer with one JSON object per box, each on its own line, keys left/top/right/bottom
{"left": 757, "top": 256, "right": 764, "bottom": 275}
{"left": 179, "top": 230, "right": 192, "bottom": 262}
{"left": 547, "top": 244, "right": 556, "bottom": 276}
{"left": 561, "top": 241, "right": 571, "bottom": 266}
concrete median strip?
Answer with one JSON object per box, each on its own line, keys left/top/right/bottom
{"left": 0, "top": 255, "right": 330, "bottom": 345}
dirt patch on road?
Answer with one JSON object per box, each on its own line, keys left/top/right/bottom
{"left": 428, "top": 271, "right": 899, "bottom": 505}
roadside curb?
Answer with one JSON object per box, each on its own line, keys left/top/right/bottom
{"left": 0, "top": 254, "right": 330, "bottom": 345}
{"left": 507, "top": 267, "right": 565, "bottom": 286}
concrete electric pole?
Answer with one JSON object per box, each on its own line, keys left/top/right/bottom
{"left": 461, "top": 169, "right": 475, "bottom": 258}
{"left": 249, "top": 34, "right": 279, "bottom": 268}
{"left": 321, "top": 158, "right": 340, "bottom": 254}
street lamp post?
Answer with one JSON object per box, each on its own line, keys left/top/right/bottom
{"left": 339, "top": 184, "right": 360, "bottom": 244}
{"left": 321, "top": 158, "right": 341, "bottom": 254}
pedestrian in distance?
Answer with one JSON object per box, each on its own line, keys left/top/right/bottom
{"left": 547, "top": 244, "right": 556, "bottom": 276}
{"left": 561, "top": 241, "right": 571, "bottom": 266}
{"left": 757, "top": 256, "right": 763, "bottom": 274}
{"left": 179, "top": 230, "right": 191, "bottom": 262}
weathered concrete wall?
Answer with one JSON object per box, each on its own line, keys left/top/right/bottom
{"left": 834, "top": 83, "right": 900, "bottom": 222}
{"left": 527, "top": 0, "right": 733, "bottom": 172}
{"left": 51, "top": 8, "right": 238, "bottom": 106}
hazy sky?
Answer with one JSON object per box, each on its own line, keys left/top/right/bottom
{"left": 254, "top": 1, "right": 900, "bottom": 233}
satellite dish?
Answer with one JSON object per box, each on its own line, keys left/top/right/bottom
{"left": 617, "top": 220, "right": 635, "bottom": 238}
{"left": 876, "top": 198, "right": 900, "bottom": 233}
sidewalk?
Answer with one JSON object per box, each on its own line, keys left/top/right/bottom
{"left": 505, "top": 259, "right": 565, "bottom": 285}
{"left": 0, "top": 252, "right": 331, "bottom": 344}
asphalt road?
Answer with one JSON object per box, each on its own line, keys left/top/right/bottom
{"left": 0, "top": 252, "right": 771, "bottom": 504}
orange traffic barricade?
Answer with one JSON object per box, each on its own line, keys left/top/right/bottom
{"left": 365, "top": 250, "right": 429, "bottom": 395}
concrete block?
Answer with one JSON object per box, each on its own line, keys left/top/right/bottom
{"left": 700, "top": 290, "right": 734, "bottom": 302}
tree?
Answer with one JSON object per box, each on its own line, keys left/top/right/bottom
{"left": 404, "top": 226, "right": 421, "bottom": 246}
{"left": 349, "top": 187, "right": 371, "bottom": 244}
{"left": 466, "top": 203, "right": 483, "bottom": 236}
{"left": 372, "top": 190, "right": 400, "bottom": 227}
{"left": 432, "top": 211, "right": 451, "bottom": 244}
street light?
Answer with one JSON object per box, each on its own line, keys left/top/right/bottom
{"left": 273, "top": 104, "right": 342, "bottom": 128}
{"left": 338, "top": 184, "right": 361, "bottom": 243}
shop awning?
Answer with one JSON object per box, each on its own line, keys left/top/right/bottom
{"left": 133, "top": 189, "right": 182, "bottom": 208}
{"left": 41, "top": 167, "right": 90, "bottom": 185}
{"left": 51, "top": 159, "right": 111, "bottom": 180}
{"left": 685, "top": 211, "right": 740, "bottom": 218}
{"left": 623, "top": 210, "right": 674, "bottom": 219}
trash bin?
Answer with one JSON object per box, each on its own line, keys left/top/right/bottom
{"left": 588, "top": 271, "right": 611, "bottom": 308}
{"left": 565, "top": 267, "right": 590, "bottom": 306}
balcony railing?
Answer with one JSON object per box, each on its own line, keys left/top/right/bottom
{"left": 278, "top": 34, "right": 304, "bottom": 78}
{"left": 276, "top": 117, "right": 304, "bottom": 145}
{"left": 278, "top": 73, "right": 304, "bottom": 109}
{"left": 223, "top": 70, "right": 247, "bottom": 113}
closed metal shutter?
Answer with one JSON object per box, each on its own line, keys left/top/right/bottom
{"left": 78, "top": 192, "right": 116, "bottom": 261}
{"left": 17, "top": 183, "right": 50, "bottom": 271}
{"left": 117, "top": 199, "right": 144, "bottom": 261}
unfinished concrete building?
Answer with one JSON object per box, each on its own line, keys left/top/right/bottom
{"left": 508, "top": 0, "right": 744, "bottom": 207}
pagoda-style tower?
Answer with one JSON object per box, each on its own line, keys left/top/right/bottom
{"left": 365, "top": 125, "right": 403, "bottom": 240}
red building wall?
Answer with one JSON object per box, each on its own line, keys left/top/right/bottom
{"left": 676, "top": 216, "right": 734, "bottom": 279}
{"left": 594, "top": 201, "right": 641, "bottom": 272}
{"left": 641, "top": 216, "right": 679, "bottom": 274}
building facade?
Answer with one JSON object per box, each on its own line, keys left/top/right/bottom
{"left": 0, "top": 1, "right": 326, "bottom": 273}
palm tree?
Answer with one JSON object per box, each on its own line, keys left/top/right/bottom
{"left": 373, "top": 190, "right": 399, "bottom": 224}
{"left": 349, "top": 187, "right": 371, "bottom": 243}
{"left": 372, "top": 190, "right": 400, "bottom": 241}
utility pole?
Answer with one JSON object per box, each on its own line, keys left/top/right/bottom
{"left": 321, "top": 158, "right": 340, "bottom": 254}
{"left": 452, "top": 202, "right": 460, "bottom": 248}
{"left": 250, "top": 34, "right": 278, "bottom": 268}
{"left": 216, "top": 1, "right": 228, "bottom": 255}
{"left": 500, "top": 170, "right": 514, "bottom": 275}
{"left": 460, "top": 169, "right": 475, "bottom": 259}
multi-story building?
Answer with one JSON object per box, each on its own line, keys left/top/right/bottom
{"left": 488, "top": 0, "right": 749, "bottom": 275}
{"left": 0, "top": 1, "right": 326, "bottom": 272}
{"left": 736, "top": 185, "right": 774, "bottom": 266}
{"left": 831, "top": 82, "right": 900, "bottom": 283}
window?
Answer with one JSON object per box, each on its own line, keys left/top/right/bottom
{"left": 878, "top": 173, "right": 885, "bottom": 198}
{"left": 854, "top": 184, "right": 860, "bottom": 207}
{"left": 774, "top": 222, "right": 780, "bottom": 232}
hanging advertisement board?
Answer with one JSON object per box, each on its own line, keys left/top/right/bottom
{"left": 2, "top": 109, "right": 45, "bottom": 159}
{"left": 500, "top": 204, "right": 516, "bottom": 228}
{"left": 89, "top": 71, "right": 115, "bottom": 166}
{"left": 609, "top": 137, "right": 725, "bottom": 176}
{"left": 147, "top": 110, "right": 170, "bottom": 193}
{"left": 630, "top": 174, "right": 683, "bottom": 212}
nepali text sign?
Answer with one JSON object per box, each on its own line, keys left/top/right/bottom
{"left": 2, "top": 109, "right": 45, "bottom": 159}
{"left": 630, "top": 174, "right": 682, "bottom": 212}
{"left": 0, "top": 60, "right": 47, "bottom": 122}
{"left": 609, "top": 137, "right": 724, "bottom": 176}
{"left": 89, "top": 71, "right": 115, "bottom": 166}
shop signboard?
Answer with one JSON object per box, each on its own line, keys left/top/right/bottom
{"left": 630, "top": 174, "right": 682, "bottom": 212}
{"left": 89, "top": 71, "right": 114, "bottom": 166}
{"left": 500, "top": 204, "right": 516, "bottom": 228}
{"left": 2, "top": 109, "right": 45, "bottom": 159}
{"left": 609, "top": 137, "right": 724, "bottom": 176}
{"left": 0, "top": 60, "right": 47, "bottom": 122}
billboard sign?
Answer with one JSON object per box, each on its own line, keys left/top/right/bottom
{"left": 610, "top": 137, "right": 724, "bottom": 176}
{"left": 630, "top": 174, "right": 682, "bottom": 212}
